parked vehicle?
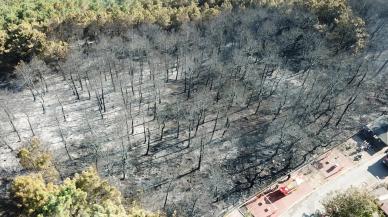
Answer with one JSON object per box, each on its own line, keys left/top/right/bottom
{"left": 382, "top": 154, "right": 388, "bottom": 167}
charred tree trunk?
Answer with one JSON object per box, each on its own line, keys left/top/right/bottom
{"left": 335, "top": 95, "right": 358, "bottom": 126}
{"left": 55, "top": 116, "right": 72, "bottom": 161}
{"left": 57, "top": 97, "right": 66, "bottom": 122}
{"left": 4, "top": 108, "right": 21, "bottom": 142}
{"left": 211, "top": 111, "right": 219, "bottom": 140}
{"left": 144, "top": 128, "right": 151, "bottom": 156}
{"left": 195, "top": 138, "right": 204, "bottom": 171}
{"left": 25, "top": 113, "right": 35, "bottom": 136}
{"left": 70, "top": 74, "right": 80, "bottom": 100}
{"left": 176, "top": 120, "right": 180, "bottom": 139}
{"left": 160, "top": 121, "right": 166, "bottom": 141}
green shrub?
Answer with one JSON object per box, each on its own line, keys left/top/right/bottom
{"left": 322, "top": 188, "right": 383, "bottom": 217}
{"left": 17, "top": 137, "right": 59, "bottom": 181}
{"left": 10, "top": 173, "right": 57, "bottom": 215}
{"left": 10, "top": 167, "right": 162, "bottom": 217}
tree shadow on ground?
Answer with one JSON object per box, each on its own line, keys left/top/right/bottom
{"left": 0, "top": 178, "right": 18, "bottom": 217}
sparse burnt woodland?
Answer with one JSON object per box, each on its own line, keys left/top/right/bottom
{"left": 1, "top": 1, "right": 388, "bottom": 216}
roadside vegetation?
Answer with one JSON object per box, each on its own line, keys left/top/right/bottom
{"left": 322, "top": 188, "right": 384, "bottom": 217}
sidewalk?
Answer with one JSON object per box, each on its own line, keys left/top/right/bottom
{"left": 282, "top": 148, "right": 388, "bottom": 217}
{"left": 225, "top": 137, "right": 388, "bottom": 217}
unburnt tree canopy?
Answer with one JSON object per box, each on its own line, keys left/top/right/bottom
{"left": 0, "top": 0, "right": 367, "bottom": 79}
{"left": 17, "top": 137, "right": 59, "bottom": 181}
{"left": 10, "top": 167, "right": 161, "bottom": 217}
{"left": 304, "top": 0, "right": 368, "bottom": 52}
{"left": 322, "top": 188, "right": 383, "bottom": 217}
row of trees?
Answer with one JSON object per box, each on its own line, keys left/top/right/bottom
{"left": 0, "top": 0, "right": 367, "bottom": 79}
